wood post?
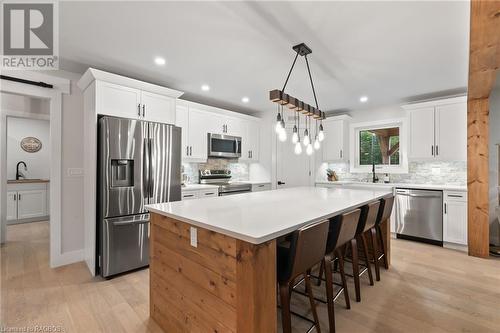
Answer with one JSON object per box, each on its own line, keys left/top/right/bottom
{"left": 466, "top": 0, "right": 500, "bottom": 257}
{"left": 467, "top": 98, "right": 490, "bottom": 258}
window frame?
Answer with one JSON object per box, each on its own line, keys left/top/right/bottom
{"left": 349, "top": 118, "right": 408, "bottom": 174}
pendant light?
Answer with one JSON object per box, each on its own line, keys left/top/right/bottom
{"left": 269, "top": 43, "right": 325, "bottom": 155}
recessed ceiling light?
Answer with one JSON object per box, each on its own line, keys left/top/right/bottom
{"left": 241, "top": 97, "right": 250, "bottom": 103}
{"left": 360, "top": 96, "right": 368, "bottom": 103}
{"left": 154, "top": 57, "right": 166, "bottom": 66}
{"left": 201, "top": 84, "right": 210, "bottom": 91}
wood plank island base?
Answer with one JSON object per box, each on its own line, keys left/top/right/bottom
{"left": 147, "top": 187, "right": 392, "bottom": 332}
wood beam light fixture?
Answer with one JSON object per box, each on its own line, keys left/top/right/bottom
{"left": 270, "top": 43, "right": 326, "bottom": 155}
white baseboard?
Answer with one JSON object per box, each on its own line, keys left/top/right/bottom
{"left": 50, "top": 249, "right": 84, "bottom": 268}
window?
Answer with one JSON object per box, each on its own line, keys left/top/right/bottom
{"left": 350, "top": 119, "right": 408, "bottom": 174}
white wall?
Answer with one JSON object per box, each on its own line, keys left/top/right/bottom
{"left": 488, "top": 73, "right": 500, "bottom": 246}
{"left": 7, "top": 117, "right": 50, "bottom": 180}
{"left": 46, "top": 70, "right": 85, "bottom": 254}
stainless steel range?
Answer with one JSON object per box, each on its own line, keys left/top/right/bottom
{"left": 199, "top": 169, "right": 251, "bottom": 196}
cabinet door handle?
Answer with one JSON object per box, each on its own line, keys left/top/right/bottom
{"left": 431, "top": 145, "right": 434, "bottom": 156}
{"left": 250, "top": 150, "right": 252, "bottom": 158}
{"left": 142, "top": 104, "right": 145, "bottom": 118}
{"left": 444, "top": 202, "right": 447, "bottom": 214}
{"left": 189, "top": 146, "right": 192, "bottom": 156}
{"left": 18, "top": 194, "right": 21, "bottom": 200}
{"left": 435, "top": 145, "right": 439, "bottom": 156}
{"left": 186, "top": 146, "right": 189, "bottom": 156}
{"left": 138, "top": 103, "right": 141, "bottom": 117}
{"left": 340, "top": 149, "right": 343, "bottom": 158}
{"left": 14, "top": 194, "right": 17, "bottom": 201}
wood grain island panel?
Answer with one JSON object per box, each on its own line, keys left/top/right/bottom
{"left": 150, "top": 213, "right": 277, "bottom": 333}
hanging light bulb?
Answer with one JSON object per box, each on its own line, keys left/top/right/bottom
{"left": 314, "top": 135, "right": 320, "bottom": 150}
{"left": 306, "top": 143, "right": 313, "bottom": 155}
{"left": 278, "top": 128, "right": 287, "bottom": 142}
{"left": 294, "top": 141, "right": 302, "bottom": 155}
{"left": 275, "top": 112, "right": 283, "bottom": 134}
{"left": 291, "top": 125, "right": 298, "bottom": 144}
{"left": 318, "top": 123, "right": 325, "bottom": 142}
{"left": 303, "top": 128, "right": 310, "bottom": 146}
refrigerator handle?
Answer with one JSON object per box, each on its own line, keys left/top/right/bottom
{"left": 143, "top": 138, "right": 150, "bottom": 198}
{"left": 149, "top": 138, "right": 154, "bottom": 199}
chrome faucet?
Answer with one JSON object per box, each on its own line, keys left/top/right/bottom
{"left": 16, "top": 161, "right": 27, "bottom": 180}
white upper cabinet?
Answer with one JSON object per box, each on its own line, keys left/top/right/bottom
{"left": 140, "top": 90, "right": 176, "bottom": 124}
{"left": 97, "top": 81, "right": 142, "bottom": 119}
{"left": 79, "top": 68, "right": 183, "bottom": 125}
{"left": 409, "top": 106, "right": 435, "bottom": 159}
{"left": 435, "top": 103, "right": 467, "bottom": 161}
{"left": 175, "top": 103, "right": 190, "bottom": 159}
{"left": 175, "top": 100, "right": 261, "bottom": 163}
{"left": 322, "top": 115, "right": 350, "bottom": 162}
{"left": 240, "top": 120, "right": 260, "bottom": 161}
{"left": 188, "top": 107, "right": 214, "bottom": 161}
{"left": 405, "top": 96, "right": 467, "bottom": 161}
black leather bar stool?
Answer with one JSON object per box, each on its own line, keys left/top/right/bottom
{"left": 277, "top": 220, "right": 329, "bottom": 333}
{"left": 348, "top": 201, "right": 380, "bottom": 302}
{"left": 369, "top": 196, "right": 395, "bottom": 281}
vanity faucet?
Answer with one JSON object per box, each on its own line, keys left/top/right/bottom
{"left": 16, "top": 161, "right": 27, "bottom": 180}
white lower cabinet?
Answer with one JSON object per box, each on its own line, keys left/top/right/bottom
{"left": 443, "top": 191, "right": 467, "bottom": 245}
{"left": 181, "top": 188, "right": 219, "bottom": 200}
{"left": 6, "top": 191, "right": 17, "bottom": 221}
{"left": 250, "top": 183, "right": 271, "bottom": 192}
{"left": 17, "top": 190, "right": 48, "bottom": 219}
{"left": 6, "top": 183, "right": 49, "bottom": 222}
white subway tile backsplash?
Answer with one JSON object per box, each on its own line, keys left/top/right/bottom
{"left": 318, "top": 161, "right": 466, "bottom": 185}
{"left": 182, "top": 158, "right": 249, "bottom": 184}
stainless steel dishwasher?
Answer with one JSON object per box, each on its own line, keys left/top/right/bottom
{"left": 395, "top": 188, "right": 443, "bottom": 246}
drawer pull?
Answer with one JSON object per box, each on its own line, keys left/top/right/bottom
{"left": 204, "top": 192, "right": 215, "bottom": 195}
{"left": 183, "top": 194, "right": 195, "bottom": 198}
{"left": 447, "top": 194, "right": 463, "bottom": 198}
{"left": 258, "top": 185, "right": 265, "bottom": 187}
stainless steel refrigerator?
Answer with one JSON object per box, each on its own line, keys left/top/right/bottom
{"left": 97, "top": 116, "right": 181, "bottom": 277}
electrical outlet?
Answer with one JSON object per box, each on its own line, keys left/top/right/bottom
{"left": 67, "top": 168, "right": 84, "bottom": 177}
{"left": 190, "top": 227, "right": 197, "bottom": 248}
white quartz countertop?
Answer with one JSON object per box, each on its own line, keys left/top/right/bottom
{"left": 146, "top": 187, "right": 392, "bottom": 244}
{"left": 315, "top": 181, "right": 467, "bottom": 192}
{"left": 182, "top": 184, "right": 219, "bottom": 191}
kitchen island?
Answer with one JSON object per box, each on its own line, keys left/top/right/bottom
{"left": 146, "top": 186, "right": 393, "bottom": 333}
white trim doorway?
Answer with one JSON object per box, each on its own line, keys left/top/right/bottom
{"left": 1, "top": 72, "right": 70, "bottom": 267}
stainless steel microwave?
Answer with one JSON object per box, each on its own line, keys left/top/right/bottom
{"left": 208, "top": 133, "right": 241, "bottom": 158}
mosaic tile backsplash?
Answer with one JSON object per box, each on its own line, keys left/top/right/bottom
{"left": 182, "top": 158, "right": 249, "bottom": 184}
{"left": 317, "top": 161, "right": 467, "bottom": 185}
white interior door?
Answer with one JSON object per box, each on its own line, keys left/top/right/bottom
{"left": 276, "top": 126, "right": 313, "bottom": 189}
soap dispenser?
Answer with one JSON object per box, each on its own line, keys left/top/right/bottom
{"left": 383, "top": 173, "right": 390, "bottom": 184}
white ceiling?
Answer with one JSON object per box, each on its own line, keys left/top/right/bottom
{"left": 59, "top": 1, "right": 470, "bottom": 115}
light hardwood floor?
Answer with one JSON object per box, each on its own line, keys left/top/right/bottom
{"left": 1, "top": 221, "right": 500, "bottom": 332}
